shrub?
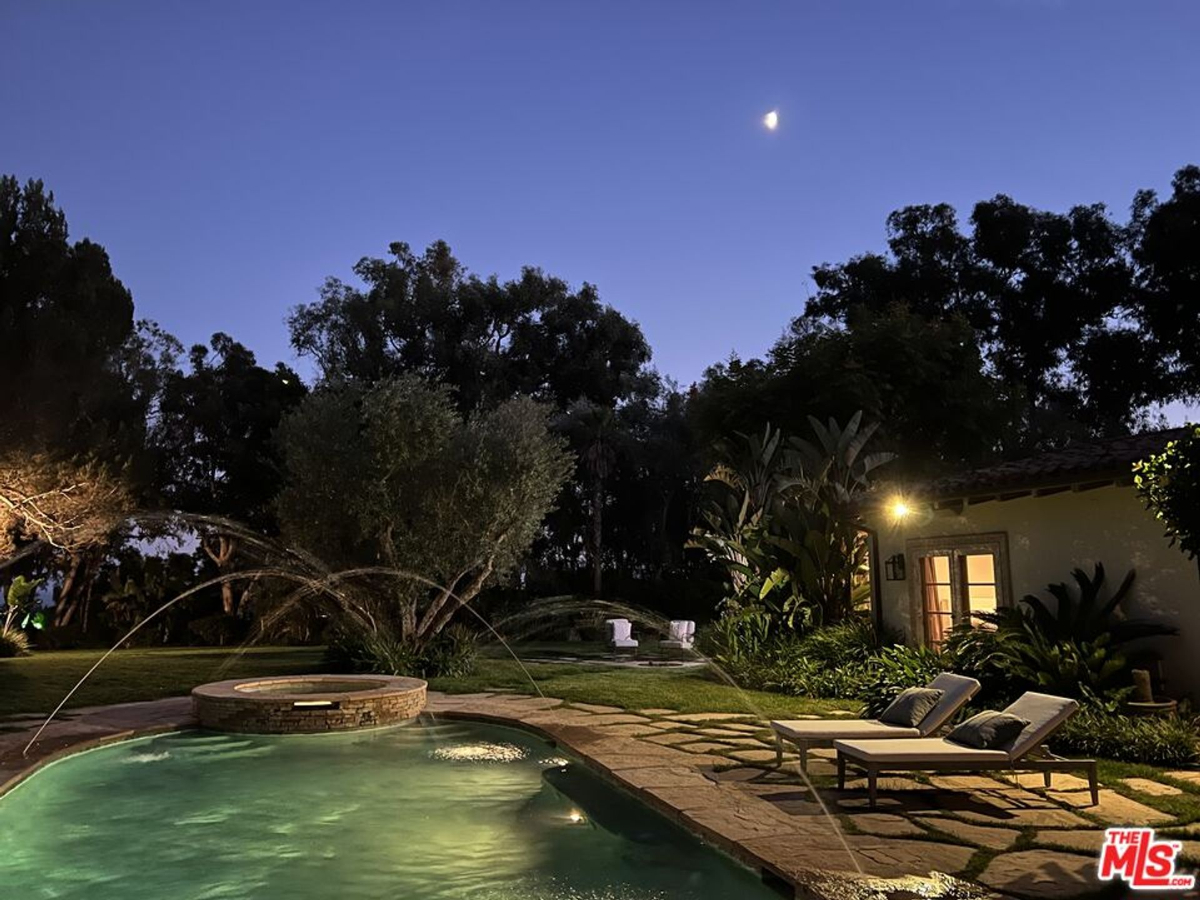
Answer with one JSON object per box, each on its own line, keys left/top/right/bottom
{"left": 941, "top": 614, "right": 1023, "bottom": 705}
{"left": 1052, "top": 707, "right": 1199, "bottom": 767}
{"left": 0, "top": 628, "right": 31, "bottom": 657}
{"left": 701, "top": 606, "right": 775, "bottom": 673}
{"left": 949, "top": 565, "right": 1175, "bottom": 705}
{"left": 794, "top": 616, "right": 879, "bottom": 665}
{"left": 762, "top": 647, "right": 870, "bottom": 699}
{"left": 327, "top": 624, "right": 479, "bottom": 678}
{"left": 860, "top": 645, "right": 948, "bottom": 718}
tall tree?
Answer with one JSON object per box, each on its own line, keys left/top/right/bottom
{"left": 288, "top": 240, "right": 663, "bottom": 601}
{"left": 556, "top": 399, "right": 619, "bottom": 596}
{"left": 288, "top": 240, "right": 655, "bottom": 411}
{"left": 1129, "top": 165, "right": 1200, "bottom": 396}
{"left": 276, "top": 376, "right": 573, "bottom": 655}
{"left": 796, "top": 169, "right": 1200, "bottom": 455}
{"left": 692, "top": 305, "right": 1008, "bottom": 477}
{"left": 156, "top": 334, "right": 305, "bottom": 615}
{"left": 0, "top": 177, "right": 171, "bottom": 628}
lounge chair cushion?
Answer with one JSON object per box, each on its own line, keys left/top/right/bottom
{"left": 879, "top": 687, "right": 944, "bottom": 728}
{"left": 947, "top": 711, "right": 1030, "bottom": 750}
{"left": 1001, "top": 692, "right": 1079, "bottom": 760}
{"left": 773, "top": 719, "right": 920, "bottom": 742}
{"left": 834, "top": 737, "right": 1011, "bottom": 765}
{"left": 917, "top": 673, "right": 983, "bottom": 735}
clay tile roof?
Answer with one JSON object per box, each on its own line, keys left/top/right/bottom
{"left": 927, "top": 427, "right": 1189, "bottom": 501}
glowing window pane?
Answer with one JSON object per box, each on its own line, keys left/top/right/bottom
{"left": 965, "top": 554, "right": 995, "bottom": 585}
{"left": 931, "top": 555, "right": 951, "bottom": 584}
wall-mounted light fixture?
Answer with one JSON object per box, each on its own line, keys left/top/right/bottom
{"left": 884, "top": 553, "right": 906, "bottom": 581}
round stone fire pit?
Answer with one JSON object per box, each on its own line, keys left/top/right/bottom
{"left": 192, "top": 674, "right": 427, "bottom": 734}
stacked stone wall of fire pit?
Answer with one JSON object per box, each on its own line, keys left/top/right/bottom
{"left": 192, "top": 675, "right": 427, "bottom": 734}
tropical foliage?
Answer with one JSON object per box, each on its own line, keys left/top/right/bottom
{"left": 948, "top": 564, "right": 1175, "bottom": 705}
{"left": 690, "top": 413, "right": 893, "bottom": 629}
{"left": 1135, "top": 424, "right": 1200, "bottom": 561}
{"left": 0, "top": 575, "right": 43, "bottom": 656}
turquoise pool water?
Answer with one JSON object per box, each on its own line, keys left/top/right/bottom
{"left": 0, "top": 721, "right": 779, "bottom": 899}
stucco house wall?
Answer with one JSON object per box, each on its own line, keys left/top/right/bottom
{"left": 866, "top": 483, "right": 1200, "bottom": 698}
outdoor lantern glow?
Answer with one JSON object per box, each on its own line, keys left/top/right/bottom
{"left": 567, "top": 810, "right": 585, "bottom": 824}
{"left": 890, "top": 498, "right": 912, "bottom": 520}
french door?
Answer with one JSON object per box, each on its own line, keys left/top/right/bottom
{"left": 911, "top": 535, "right": 1008, "bottom": 647}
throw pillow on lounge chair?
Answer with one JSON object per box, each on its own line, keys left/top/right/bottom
{"left": 878, "top": 687, "right": 944, "bottom": 728}
{"left": 947, "top": 710, "right": 1030, "bottom": 750}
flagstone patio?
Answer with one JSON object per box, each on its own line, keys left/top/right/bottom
{"left": 3, "top": 691, "right": 1199, "bottom": 899}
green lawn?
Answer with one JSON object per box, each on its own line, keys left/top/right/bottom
{"left": 0, "top": 647, "right": 325, "bottom": 718}
{"left": 1, "top": 647, "right": 855, "bottom": 721}
{"left": 429, "top": 658, "right": 860, "bottom": 718}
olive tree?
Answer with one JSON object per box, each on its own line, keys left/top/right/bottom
{"left": 275, "top": 375, "right": 573, "bottom": 666}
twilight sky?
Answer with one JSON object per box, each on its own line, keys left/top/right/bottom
{"left": 2, "top": 1, "right": 1198, "bottom": 389}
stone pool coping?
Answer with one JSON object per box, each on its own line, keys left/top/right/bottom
{"left": 0, "top": 696, "right": 195, "bottom": 798}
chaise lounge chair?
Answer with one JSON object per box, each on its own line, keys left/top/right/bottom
{"left": 834, "top": 691, "right": 1097, "bottom": 808}
{"left": 770, "top": 673, "right": 981, "bottom": 771}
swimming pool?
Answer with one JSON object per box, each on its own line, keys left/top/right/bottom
{"left": 0, "top": 720, "right": 779, "bottom": 899}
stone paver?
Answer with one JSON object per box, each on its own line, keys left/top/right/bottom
{"left": 589, "top": 723, "right": 662, "bottom": 737}
{"left": 570, "top": 702, "right": 623, "bottom": 714}
{"left": 636, "top": 708, "right": 678, "bottom": 716}
{"left": 844, "top": 811, "right": 927, "bottom": 837}
{"left": 1010, "top": 771, "right": 1090, "bottom": 791}
{"left": 728, "top": 748, "right": 789, "bottom": 764}
{"left": 565, "top": 713, "right": 650, "bottom": 727}
{"left": 917, "top": 816, "right": 1021, "bottom": 850}
{"left": 1122, "top": 776, "right": 1184, "bottom": 797}
{"left": 956, "top": 800, "right": 1091, "bottom": 829}
{"left": 667, "top": 712, "right": 757, "bottom": 723}
{"left": 677, "top": 741, "right": 732, "bottom": 754}
{"left": 1049, "top": 787, "right": 1173, "bottom": 825}
{"left": 716, "top": 722, "right": 766, "bottom": 733}
{"left": 1034, "top": 829, "right": 1104, "bottom": 853}
{"left": 642, "top": 732, "right": 698, "bottom": 746}
{"left": 696, "top": 727, "right": 756, "bottom": 738}
{"left": 1166, "top": 770, "right": 1200, "bottom": 784}
{"left": 979, "top": 849, "right": 1097, "bottom": 898}
{"left": 714, "top": 737, "right": 770, "bottom": 748}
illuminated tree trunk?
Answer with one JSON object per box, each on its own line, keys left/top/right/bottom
{"left": 203, "top": 534, "right": 239, "bottom": 616}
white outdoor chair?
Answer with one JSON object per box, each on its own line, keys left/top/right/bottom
{"left": 660, "top": 620, "right": 695, "bottom": 650}
{"left": 605, "top": 618, "right": 638, "bottom": 650}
